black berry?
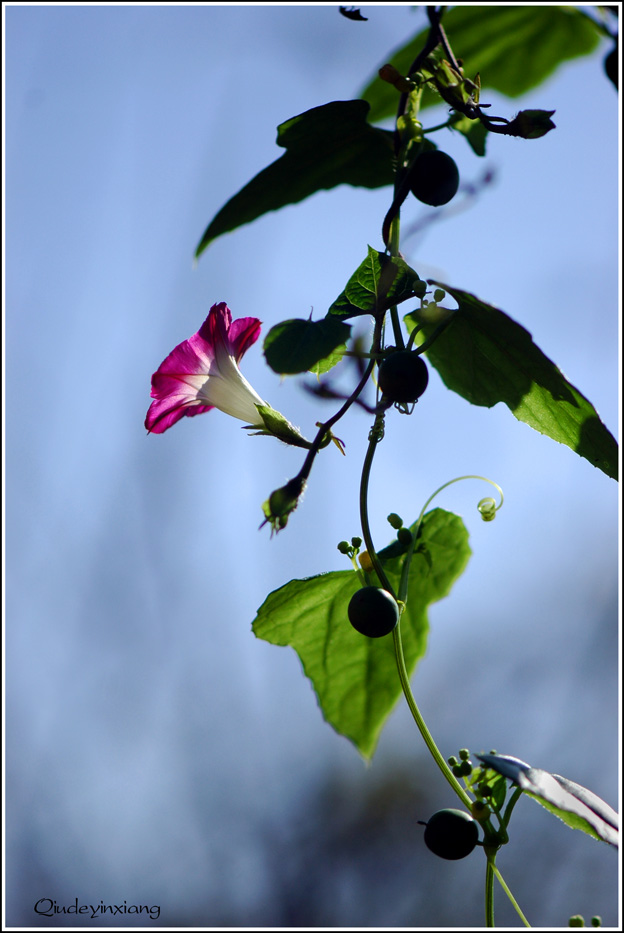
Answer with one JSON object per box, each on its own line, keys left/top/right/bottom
{"left": 378, "top": 351, "right": 429, "bottom": 404}
{"left": 410, "top": 150, "right": 460, "bottom": 206}
{"left": 604, "top": 44, "right": 618, "bottom": 89}
{"left": 423, "top": 809, "right": 479, "bottom": 860}
{"left": 348, "top": 587, "right": 399, "bottom": 638}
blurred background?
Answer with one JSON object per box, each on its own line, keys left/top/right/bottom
{"left": 5, "top": 4, "right": 619, "bottom": 928}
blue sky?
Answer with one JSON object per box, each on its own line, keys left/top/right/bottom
{"left": 5, "top": 4, "right": 619, "bottom": 927}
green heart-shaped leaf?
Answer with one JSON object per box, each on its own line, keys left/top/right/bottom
{"left": 252, "top": 508, "right": 470, "bottom": 758}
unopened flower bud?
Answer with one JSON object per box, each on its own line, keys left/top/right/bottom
{"left": 261, "top": 476, "right": 306, "bottom": 535}
{"left": 378, "top": 63, "right": 413, "bottom": 93}
{"left": 358, "top": 550, "right": 374, "bottom": 574}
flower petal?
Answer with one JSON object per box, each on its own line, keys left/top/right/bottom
{"left": 145, "top": 302, "right": 265, "bottom": 434}
{"left": 196, "top": 364, "right": 265, "bottom": 423}
{"left": 227, "top": 316, "right": 262, "bottom": 360}
{"left": 145, "top": 396, "right": 213, "bottom": 434}
{"left": 197, "top": 302, "right": 262, "bottom": 362}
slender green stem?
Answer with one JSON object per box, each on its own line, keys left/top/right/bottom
{"left": 422, "top": 119, "right": 454, "bottom": 133}
{"left": 502, "top": 786, "right": 523, "bottom": 829}
{"left": 389, "top": 307, "right": 405, "bottom": 350}
{"left": 387, "top": 214, "right": 406, "bottom": 351}
{"left": 388, "top": 211, "right": 401, "bottom": 257}
{"left": 489, "top": 858, "right": 531, "bottom": 928}
{"left": 392, "top": 622, "right": 473, "bottom": 808}
{"left": 359, "top": 415, "right": 395, "bottom": 595}
{"left": 411, "top": 314, "right": 453, "bottom": 355}
{"left": 419, "top": 475, "right": 504, "bottom": 518}
{"left": 296, "top": 318, "right": 384, "bottom": 485}
{"left": 360, "top": 451, "right": 505, "bottom": 810}
{"left": 485, "top": 859, "right": 495, "bottom": 927}
{"left": 389, "top": 475, "right": 505, "bottom": 809}
{"left": 398, "top": 474, "right": 503, "bottom": 607}
{"left": 358, "top": 411, "right": 471, "bottom": 805}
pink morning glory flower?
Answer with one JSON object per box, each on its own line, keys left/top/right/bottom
{"left": 145, "top": 302, "right": 266, "bottom": 434}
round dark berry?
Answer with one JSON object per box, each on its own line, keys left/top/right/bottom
{"left": 378, "top": 351, "right": 429, "bottom": 404}
{"left": 348, "top": 587, "right": 399, "bottom": 638}
{"left": 423, "top": 809, "right": 479, "bottom": 860}
{"left": 410, "top": 150, "right": 460, "bottom": 206}
{"left": 604, "top": 44, "right": 618, "bottom": 89}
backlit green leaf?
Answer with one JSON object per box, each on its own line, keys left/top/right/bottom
{"left": 328, "top": 245, "right": 422, "bottom": 320}
{"left": 449, "top": 114, "right": 489, "bottom": 155}
{"left": 252, "top": 508, "right": 471, "bottom": 758}
{"left": 406, "top": 285, "right": 618, "bottom": 480}
{"left": 477, "top": 754, "right": 619, "bottom": 847}
{"left": 263, "top": 317, "right": 351, "bottom": 375}
{"left": 195, "top": 101, "right": 394, "bottom": 257}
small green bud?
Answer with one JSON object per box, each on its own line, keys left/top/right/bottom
{"left": 458, "top": 748, "right": 471, "bottom": 760}
{"left": 351, "top": 536, "right": 362, "bottom": 549}
{"left": 396, "top": 113, "right": 423, "bottom": 142}
{"left": 433, "top": 288, "right": 446, "bottom": 303}
{"left": 337, "top": 541, "right": 351, "bottom": 555}
{"left": 359, "top": 550, "right": 374, "bottom": 574}
{"left": 471, "top": 800, "right": 491, "bottom": 821}
{"left": 413, "top": 280, "right": 428, "bottom": 299}
{"left": 568, "top": 916, "right": 585, "bottom": 928}
{"left": 387, "top": 512, "right": 403, "bottom": 529}
{"left": 397, "top": 527, "right": 413, "bottom": 547}
{"left": 447, "top": 756, "right": 459, "bottom": 768}
{"left": 591, "top": 919, "right": 602, "bottom": 928}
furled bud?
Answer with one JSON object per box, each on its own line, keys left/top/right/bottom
{"left": 378, "top": 63, "right": 413, "bottom": 93}
{"left": 261, "top": 476, "right": 306, "bottom": 535}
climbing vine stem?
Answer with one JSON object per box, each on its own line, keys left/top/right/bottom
{"left": 358, "top": 451, "right": 529, "bottom": 924}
